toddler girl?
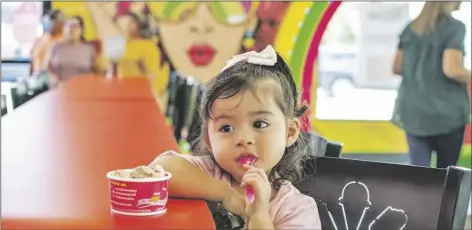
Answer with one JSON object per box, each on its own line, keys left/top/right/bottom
{"left": 150, "top": 45, "right": 321, "bottom": 229}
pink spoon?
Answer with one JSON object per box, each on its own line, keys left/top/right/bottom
{"left": 238, "top": 155, "right": 256, "bottom": 203}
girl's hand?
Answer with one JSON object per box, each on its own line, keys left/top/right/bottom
{"left": 221, "top": 188, "right": 246, "bottom": 217}
{"left": 241, "top": 164, "right": 271, "bottom": 217}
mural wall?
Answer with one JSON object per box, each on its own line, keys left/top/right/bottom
{"left": 51, "top": 2, "right": 470, "bottom": 158}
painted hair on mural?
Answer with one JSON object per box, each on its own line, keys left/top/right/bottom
{"left": 192, "top": 51, "right": 309, "bottom": 190}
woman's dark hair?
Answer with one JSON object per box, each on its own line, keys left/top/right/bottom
{"left": 193, "top": 52, "right": 309, "bottom": 190}
{"left": 125, "top": 12, "right": 152, "bottom": 39}
{"left": 70, "top": 15, "right": 86, "bottom": 43}
{"left": 49, "top": 9, "right": 63, "bottom": 21}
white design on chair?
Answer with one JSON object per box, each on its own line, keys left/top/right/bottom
{"left": 325, "top": 181, "right": 408, "bottom": 230}
{"left": 339, "top": 181, "right": 371, "bottom": 230}
{"left": 368, "top": 206, "right": 408, "bottom": 230}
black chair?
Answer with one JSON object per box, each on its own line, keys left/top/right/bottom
{"left": 26, "top": 72, "right": 50, "bottom": 97}
{"left": 1, "top": 95, "right": 7, "bottom": 116}
{"left": 10, "top": 79, "right": 30, "bottom": 109}
{"left": 303, "top": 132, "right": 343, "bottom": 158}
{"left": 297, "top": 157, "right": 471, "bottom": 230}
{"left": 165, "top": 72, "right": 203, "bottom": 143}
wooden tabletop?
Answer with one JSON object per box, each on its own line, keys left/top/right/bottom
{"left": 1, "top": 76, "right": 215, "bottom": 229}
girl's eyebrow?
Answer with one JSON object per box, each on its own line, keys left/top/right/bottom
{"left": 214, "top": 110, "right": 273, "bottom": 121}
{"left": 214, "top": 114, "right": 235, "bottom": 122}
{"left": 249, "top": 110, "right": 274, "bottom": 116}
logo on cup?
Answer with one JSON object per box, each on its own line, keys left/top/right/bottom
{"left": 136, "top": 196, "right": 168, "bottom": 209}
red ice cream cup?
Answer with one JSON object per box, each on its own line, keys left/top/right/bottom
{"left": 106, "top": 169, "right": 172, "bottom": 216}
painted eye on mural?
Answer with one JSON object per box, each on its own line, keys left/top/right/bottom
{"left": 178, "top": 9, "right": 192, "bottom": 22}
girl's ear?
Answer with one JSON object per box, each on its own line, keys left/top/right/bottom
{"left": 286, "top": 118, "right": 300, "bottom": 147}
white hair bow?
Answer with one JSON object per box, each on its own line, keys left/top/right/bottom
{"left": 221, "top": 45, "right": 277, "bottom": 72}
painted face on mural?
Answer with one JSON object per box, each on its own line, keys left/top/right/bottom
{"left": 254, "top": 2, "right": 290, "bottom": 52}
{"left": 150, "top": 2, "right": 255, "bottom": 83}
{"left": 85, "top": 2, "right": 258, "bottom": 83}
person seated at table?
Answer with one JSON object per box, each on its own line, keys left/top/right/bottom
{"left": 45, "top": 16, "right": 102, "bottom": 87}
{"left": 31, "top": 9, "right": 65, "bottom": 74}
{"left": 112, "top": 12, "right": 159, "bottom": 80}
{"left": 150, "top": 45, "right": 320, "bottom": 229}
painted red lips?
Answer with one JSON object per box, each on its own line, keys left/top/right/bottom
{"left": 187, "top": 44, "right": 216, "bottom": 66}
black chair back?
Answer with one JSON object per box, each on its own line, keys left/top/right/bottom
{"left": 303, "top": 132, "right": 343, "bottom": 158}
{"left": 1, "top": 95, "right": 7, "bottom": 116}
{"left": 326, "top": 139, "right": 344, "bottom": 157}
{"left": 165, "top": 72, "right": 202, "bottom": 142}
{"left": 11, "top": 80, "right": 30, "bottom": 109}
{"left": 297, "top": 157, "right": 471, "bottom": 230}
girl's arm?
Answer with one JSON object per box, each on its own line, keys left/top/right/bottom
{"left": 149, "top": 154, "right": 232, "bottom": 202}
{"left": 248, "top": 213, "right": 274, "bottom": 229}
{"left": 149, "top": 152, "right": 247, "bottom": 217}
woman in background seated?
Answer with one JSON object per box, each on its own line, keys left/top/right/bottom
{"left": 392, "top": 2, "right": 471, "bottom": 168}
{"left": 46, "top": 16, "right": 102, "bottom": 87}
{"left": 115, "top": 12, "right": 159, "bottom": 80}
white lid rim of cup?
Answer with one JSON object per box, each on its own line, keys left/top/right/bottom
{"left": 106, "top": 170, "right": 172, "bottom": 182}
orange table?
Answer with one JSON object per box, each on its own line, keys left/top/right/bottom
{"left": 60, "top": 75, "right": 157, "bottom": 100}
{"left": 1, "top": 76, "right": 215, "bottom": 229}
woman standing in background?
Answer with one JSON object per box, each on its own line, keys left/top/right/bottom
{"left": 392, "top": 2, "right": 471, "bottom": 168}
{"left": 113, "top": 12, "right": 159, "bottom": 80}
{"left": 45, "top": 16, "right": 102, "bottom": 87}
{"left": 31, "top": 9, "right": 65, "bottom": 73}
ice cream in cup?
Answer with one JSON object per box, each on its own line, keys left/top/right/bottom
{"left": 106, "top": 165, "right": 172, "bottom": 216}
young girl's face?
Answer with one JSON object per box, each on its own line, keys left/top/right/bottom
{"left": 206, "top": 78, "right": 300, "bottom": 183}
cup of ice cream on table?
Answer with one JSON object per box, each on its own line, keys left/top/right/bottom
{"left": 106, "top": 164, "right": 171, "bottom": 216}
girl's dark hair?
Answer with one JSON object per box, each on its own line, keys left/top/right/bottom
{"left": 125, "top": 12, "right": 152, "bottom": 39}
{"left": 193, "top": 52, "right": 309, "bottom": 190}
{"left": 71, "top": 15, "right": 86, "bottom": 43}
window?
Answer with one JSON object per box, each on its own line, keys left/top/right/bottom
{"left": 315, "top": 2, "right": 471, "bottom": 121}
{"left": 1, "top": 2, "right": 43, "bottom": 61}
